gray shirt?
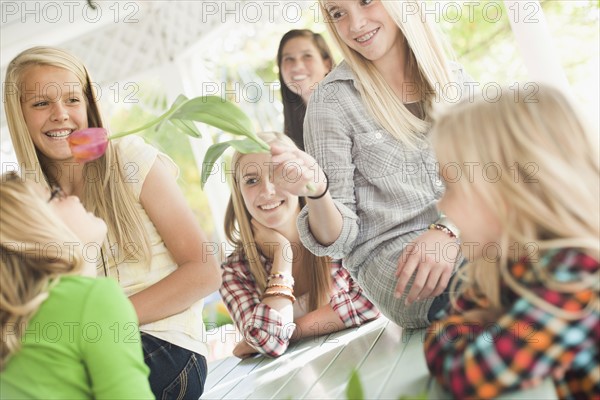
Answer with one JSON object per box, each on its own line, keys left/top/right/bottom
{"left": 297, "top": 61, "right": 472, "bottom": 327}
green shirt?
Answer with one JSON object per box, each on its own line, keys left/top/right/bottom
{"left": 1, "top": 276, "right": 154, "bottom": 399}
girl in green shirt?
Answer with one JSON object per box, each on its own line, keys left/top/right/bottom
{"left": 0, "top": 172, "right": 154, "bottom": 399}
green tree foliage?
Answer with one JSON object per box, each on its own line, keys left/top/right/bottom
{"left": 439, "top": 0, "right": 599, "bottom": 87}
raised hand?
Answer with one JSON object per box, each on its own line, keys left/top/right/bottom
{"left": 269, "top": 142, "right": 327, "bottom": 198}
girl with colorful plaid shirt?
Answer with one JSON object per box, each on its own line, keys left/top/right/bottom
{"left": 220, "top": 132, "right": 380, "bottom": 358}
{"left": 425, "top": 84, "right": 599, "bottom": 399}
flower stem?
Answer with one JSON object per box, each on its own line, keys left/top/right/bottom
{"left": 108, "top": 109, "right": 174, "bottom": 139}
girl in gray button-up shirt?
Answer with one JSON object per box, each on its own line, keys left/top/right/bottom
{"left": 270, "top": 0, "right": 472, "bottom": 328}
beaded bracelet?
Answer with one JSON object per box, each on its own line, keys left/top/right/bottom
{"left": 429, "top": 223, "right": 460, "bottom": 242}
{"left": 270, "top": 270, "right": 289, "bottom": 275}
{"left": 268, "top": 272, "right": 292, "bottom": 280}
{"left": 267, "top": 273, "right": 295, "bottom": 287}
{"left": 307, "top": 172, "right": 329, "bottom": 200}
{"left": 263, "top": 290, "right": 296, "bottom": 303}
{"left": 437, "top": 217, "right": 460, "bottom": 236}
{"left": 266, "top": 283, "right": 294, "bottom": 291}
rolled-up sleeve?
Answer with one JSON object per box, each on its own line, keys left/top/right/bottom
{"left": 297, "top": 201, "right": 359, "bottom": 259}
{"left": 220, "top": 255, "right": 296, "bottom": 357}
{"left": 298, "top": 81, "right": 360, "bottom": 259}
{"left": 328, "top": 260, "right": 380, "bottom": 327}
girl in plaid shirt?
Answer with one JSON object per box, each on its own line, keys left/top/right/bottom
{"left": 425, "top": 84, "right": 599, "bottom": 399}
{"left": 221, "top": 132, "right": 379, "bottom": 358}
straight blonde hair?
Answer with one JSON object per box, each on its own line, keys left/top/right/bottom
{"left": 431, "top": 84, "right": 600, "bottom": 319}
{"left": 3, "top": 46, "right": 150, "bottom": 267}
{"left": 0, "top": 173, "right": 85, "bottom": 369}
{"left": 319, "top": 0, "right": 456, "bottom": 145}
{"left": 224, "top": 132, "right": 332, "bottom": 311}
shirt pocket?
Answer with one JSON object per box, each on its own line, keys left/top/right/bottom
{"left": 352, "top": 131, "right": 443, "bottom": 202}
{"left": 353, "top": 130, "right": 404, "bottom": 179}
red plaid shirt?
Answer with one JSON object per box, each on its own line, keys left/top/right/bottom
{"left": 220, "top": 250, "right": 380, "bottom": 357}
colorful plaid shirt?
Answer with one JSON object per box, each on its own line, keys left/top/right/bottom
{"left": 424, "top": 248, "right": 599, "bottom": 399}
{"left": 220, "top": 250, "right": 380, "bottom": 357}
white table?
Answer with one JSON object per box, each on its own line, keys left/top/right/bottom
{"left": 202, "top": 317, "right": 557, "bottom": 399}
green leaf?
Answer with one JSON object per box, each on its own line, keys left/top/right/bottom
{"left": 398, "top": 391, "right": 428, "bottom": 400}
{"left": 346, "top": 369, "right": 364, "bottom": 400}
{"left": 228, "top": 139, "right": 267, "bottom": 154}
{"left": 174, "top": 96, "right": 273, "bottom": 187}
{"left": 110, "top": 94, "right": 272, "bottom": 187}
{"left": 201, "top": 142, "right": 230, "bottom": 189}
{"left": 154, "top": 94, "right": 191, "bottom": 132}
{"left": 109, "top": 94, "right": 193, "bottom": 140}
{"left": 165, "top": 117, "right": 202, "bottom": 139}
{"left": 170, "top": 96, "right": 268, "bottom": 149}
{"left": 200, "top": 139, "right": 267, "bottom": 189}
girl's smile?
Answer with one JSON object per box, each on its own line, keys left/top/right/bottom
{"left": 354, "top": 27, "right": 380, "bottom": 45}
{"left": 258, "top": 200, "right": 285, "bottom": 211}
{"left": 280, "top": 36, "right": 332, "bottom": 103}
{"left": 20, "top": 65, "right": 88, "bottom": 162}
{"left": 326, "top": 0, "right": 404, "bottom": 70}
{"left": 237, "top": 152, "right": 300, "bottom": 232}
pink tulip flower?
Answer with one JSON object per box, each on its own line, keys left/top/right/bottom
{"left": 67, "top": 128, "right": 109, "bottom": 163}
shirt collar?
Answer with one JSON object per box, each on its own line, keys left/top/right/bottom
{"left": 322, "top": 60, "right": 361, "bottom": 91}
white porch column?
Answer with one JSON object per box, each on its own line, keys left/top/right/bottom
{"left": 503, "top": 0, "right": 571, "bottom": 92}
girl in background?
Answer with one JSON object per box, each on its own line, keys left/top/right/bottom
{"left": 4, "top": 46, "right": 221, "bottom": 399}
{"left": 277, "top": 29, "right": 333, "bottom": 150}
{"left": 425, "top": 85, "right": 599, "bottom": 399}
{"left": 0, "top": 172, "right": 154, "bottom": 399}
{"left": 221, "top": 132, "right": 379, "bottom": 358}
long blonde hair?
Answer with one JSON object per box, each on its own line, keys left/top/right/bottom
{"left": 431, "top": 84, "right": 600, "bottom": 319}
{"left": 0, "top": 173, "right": 86, "bottom": 369}
{"left": 224, "top": 132, "right": 332, "bottom": 311}
{"left": 4, "top": 46, "right": 150, "bottom": 266}
{"left": 319, "top": 0, "right": 456, "bottom": 145}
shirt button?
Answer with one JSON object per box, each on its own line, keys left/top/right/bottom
{"left": 375, "top": 132, "right": 382, "bottom": 139}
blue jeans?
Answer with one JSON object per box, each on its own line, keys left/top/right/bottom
{"left": 427, "top": 285, "right": 451, "bottom": 322}
{"left": 141, "top": 332, "right": 207, "bottom": 400}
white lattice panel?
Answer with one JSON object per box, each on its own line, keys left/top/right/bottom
{"left": 56, "top": 1, "right": 225, "bottom": 85}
